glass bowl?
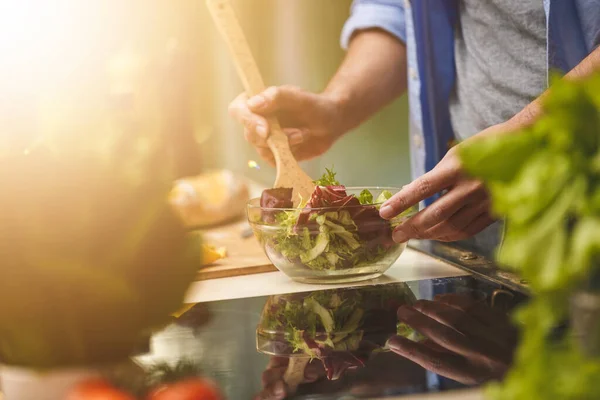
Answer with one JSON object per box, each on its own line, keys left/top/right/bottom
{"left": 255, "top": 284, "right": 417, "bottom": 360}
{"left": 247, "top": 187, "right": 417, "bottom": 284}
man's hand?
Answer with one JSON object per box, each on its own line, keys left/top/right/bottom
{"left": 387, "top": 294, "right": 518, "bottom": 385}
{"left": 253, "top": 357, "right": 323, "bottom": 400}
{"left": 382, "top": 44, "right": 600, "bottom": 244}
{"left": 228, "top": 29, "right": 409, "bottom": 165}
{"left": 228, "top": 86, "right": 345, "bottom": 164}
{"left": 379, "top": 121, "right": 513, "bottom": 243}
{"left": 379, "top": 145, "right": 495, "bottom": 242}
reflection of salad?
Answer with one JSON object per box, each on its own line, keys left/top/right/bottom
{"left": 258, "top": 169, "right": 413, "bottom": 271}
{"left": 257, "top": 284, "right": 417, "bottom": 362}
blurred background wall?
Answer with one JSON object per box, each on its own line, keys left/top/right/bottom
{"left": 183, "top": 0, "right": 411, "bottom": 187}
{"left": 1, "top": 0, "right": 411, "bottom": 185}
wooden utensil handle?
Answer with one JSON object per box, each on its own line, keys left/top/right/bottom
{"left": 206, "top": 0, "right": 289, "bottom": 142}
{"left": 206, "top": 0, "right": 266, "bottom": 95}
{"left": 207, "top": 0, "right": 314, "bottom": 198}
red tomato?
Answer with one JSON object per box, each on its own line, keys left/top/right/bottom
{"left": 147, "top": 378, "right": 223, "bottom": 400}
{"left": 66, "top": 378, "right": 137, "bottom": 400}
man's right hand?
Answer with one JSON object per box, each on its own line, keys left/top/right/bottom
{"left": 228, "top": 85, "right": 345, "bottom": 164}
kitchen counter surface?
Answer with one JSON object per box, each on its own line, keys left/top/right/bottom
{"left": 1, "top": 179, "right": 509, "bottom": 400}
{"left": 185, "top": 247, "right": 470, "bottom": 303}
{"left": 141, "top": 273, "right": 521, "bottom": 400}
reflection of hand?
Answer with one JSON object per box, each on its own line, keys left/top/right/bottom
{"left": 254, "top": 351, "right": 367, "bottom": 400}
{"left": 388, "top": 293, "right": 518, "bottom": 385}
{"left": 253, "top": 357, "right": 323, "bottom": 400}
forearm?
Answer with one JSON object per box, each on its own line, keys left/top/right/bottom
{"left": 503, "top": 46, "right": 600, "bottom": 132}
{"left": 323, "top": 29, "right": 408, "bottom": 134}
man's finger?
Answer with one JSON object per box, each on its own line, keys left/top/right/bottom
{"left": 257, "top": 147, "right": 276, "bottom": 166}
{"left": 406, "top": 180, "right": 486, "bottom": 232}
{"left": 391, "top": 188, "right": 485, "bottom": 242}
{"left": 387, "top": 335, "right": 476, "bottom": 385}
{"left": 422, "top": 339, "right": 453, "bottom": 353}
{"left": 244, "top": 127, "right": 269, "bottom": 149}
{"left": 435, "top": 294, "right": 518, "bottom": 343}
{"left": 229, "top": 92, "right": 270, "bottom": 139}
{"left": 284, "top": 128, "right": 306, "bottom": 146}
{"left": 435, "top": 212, "right": 495, "bottom": 242}
{"left": 262, "top": 366, "right": 287, "bottom": 387}
{"left": 380, "top": 161, "right": 461, "bottom": 220}
{"left": 412, "top": 300, "right": 510, "bottom": 351}
{"left": 423, "top": 199, "right": 491, "bottom": 240}
{"left": 396, "top": 305, "right": 495, "bottom": 361}
{"left": 254, "top": 380, "right": 288, "bottom": 400}
{"left": 247, "top": 85, "right": 308, "bottom": 115}
{"left": 397, "top": 189, "right": 470, "bottom": 236}
{"left": 303, "top": 361, "right": 324, "bottom": 383}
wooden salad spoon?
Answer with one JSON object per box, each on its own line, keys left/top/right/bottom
{"left": 206, "top": 0, "right": 314, "bottom": 206}
{"left": 206, "top": 0, "right": 313, "bottom": 390}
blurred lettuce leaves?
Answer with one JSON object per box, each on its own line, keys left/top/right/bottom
{"left": 459, "top": 72, "right": 600, "bottom": 399}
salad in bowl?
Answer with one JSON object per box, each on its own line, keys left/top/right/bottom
{"left": 247, "top": 169, "right": 417, "bottom": 283}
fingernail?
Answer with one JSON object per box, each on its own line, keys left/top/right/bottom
{"left": 393, "top": 230, "right": 409, "bottom": 243}
{"left": 247, "top": 95, "right": 265, "bottom": 109}
{"left": 256, "top": 124, "right": 268, "bottom": 138}
{"left": 304, "top": 369, "right": 319, "bottom": 382}
{"left": 396, "top": 305, "right": 413, "bottom": 317}
{"left": 386, "top": 337, "right": 402, "bottom": 351}
{"left": 379, "top": 205, "right": 394, "bottom": 219}
{"left": 288, "top": 131, "right": 304, "bottom": 145}
{"left": 273, "top": 381, "right": 286, "bottom": 397}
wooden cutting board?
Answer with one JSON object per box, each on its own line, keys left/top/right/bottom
{"left": 195, "top": 219, "right": 277, "bottom": 280}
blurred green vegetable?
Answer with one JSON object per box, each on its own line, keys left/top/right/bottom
{"left": 358, "top": 189, "right": 373, "bottom": 205}
{"left": 459, "top": 73, "right": 600, "bottom": 399}
{"left": 313, "top": 167, "right": 340, "bottom": 186}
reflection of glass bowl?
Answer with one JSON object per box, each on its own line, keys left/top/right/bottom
{"left": 255, "top": 284, "right": 417, "bottom": 359}
{"left": 247, "top": 187, "right": 418, "bottom": 284}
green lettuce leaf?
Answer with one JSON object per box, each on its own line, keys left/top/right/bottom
{"left": 313, "top": 167, "right": 340, "bottom": 186}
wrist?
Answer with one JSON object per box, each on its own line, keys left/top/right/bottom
{"left": 321, "top": 85, "right": 357, "bottom": 138}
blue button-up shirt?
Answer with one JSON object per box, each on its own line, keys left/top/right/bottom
{"left": 341, "top": 0, "right": 600, "bottom": 205}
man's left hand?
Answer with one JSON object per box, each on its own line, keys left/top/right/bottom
{"left": 379, "top": 146, "right": 494, "bottom": 243}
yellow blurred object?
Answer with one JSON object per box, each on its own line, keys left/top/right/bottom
{"left": 169, "top": 169, "right": 250, "bottom": 228}
{"left": 201, "top": 243, "right": 227, "bottom": 266}
{"left": 169, "top": 243, "right": 225, "bottom": 318}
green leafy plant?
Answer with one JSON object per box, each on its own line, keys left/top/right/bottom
{"left": 459, "top": 72, "right": 600, "bottom": 399}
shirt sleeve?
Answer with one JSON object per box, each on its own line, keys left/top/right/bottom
{"left": 340, "top": 0, "right": 407, "bottom": 50}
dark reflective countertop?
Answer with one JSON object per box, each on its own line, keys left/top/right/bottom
{"left": 134, "top": 275, "right": 528, "bottom": 400}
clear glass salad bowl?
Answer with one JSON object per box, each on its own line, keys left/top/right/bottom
{"left": 255, "top": 284, "right": 417, "bottom": 360}
{"left": 247, "top": 187, "right": 418, "bottom": 284}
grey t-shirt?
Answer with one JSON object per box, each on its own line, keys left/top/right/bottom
{"left": 448, "top": 0, "right": 547, "bottom": 255}
{"left": 449, "top": 0, "right": 548, "bottom": 140}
